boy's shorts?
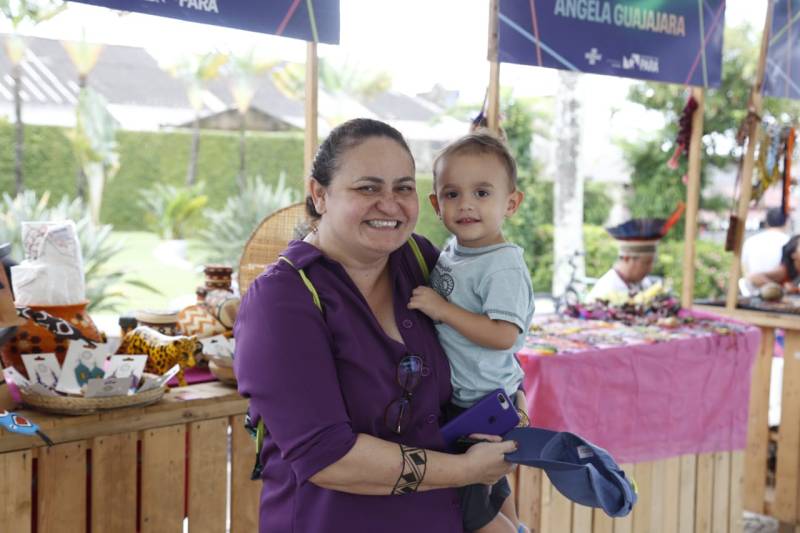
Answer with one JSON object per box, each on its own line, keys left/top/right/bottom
{"left": 444, "top": 402, "right": 512, "bottom": 530}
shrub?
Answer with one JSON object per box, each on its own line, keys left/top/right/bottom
{"left": 138, "top": 183, "right": 208, "bottom": 240}
{"left": 0, "top": 191, "right": 157, "bottom": 311}
{"left": 196, "top": 174, "right": 298, "bottom": 264}
{"left": 0, "top": 123, "right": 305, "bottom": 229}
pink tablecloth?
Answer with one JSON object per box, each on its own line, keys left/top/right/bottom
{"left": 519, "top": 317, "right": 760, "bottom": 464}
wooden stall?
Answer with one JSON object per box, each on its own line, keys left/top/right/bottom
{"left": 694, "top": 306, "right": 800, "bottom": 531}
{"left": 0, "top": 382, "right": 259, "bottom": 533}
{"left": 510, "top": 451, "right": 743, "bottom": 533}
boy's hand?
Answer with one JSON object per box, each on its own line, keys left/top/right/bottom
{"left": 515, "top": 390, "right": 530, "bottom": 427}
{"left": 408, "top": 286, "right": 449, "bottom": 321}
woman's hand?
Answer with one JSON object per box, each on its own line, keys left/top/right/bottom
{"left": 462, "top": 434, "right": 517, "bottom": 485}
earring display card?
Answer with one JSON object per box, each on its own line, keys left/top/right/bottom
{"left": 200, "top": 334, "right": 234, "bottom": 358}
{"left": 84, "top": 377, "right": 131, "bottom": 398}
{"left": 57, "top": 341, "right": 109, "bottom": 394}
{"left": 104, "top": 354, "right": 148, "bottom": 391}
{"left": 3, "top": 366, "right": 31, "bottom": 390}
{"left": 137, "top": 363, "right": 181, "bottom": 393}
{"left": 21, "top": 353, "right": 61, "bottom": 391}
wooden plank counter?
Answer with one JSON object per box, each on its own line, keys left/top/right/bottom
{"left": 695, "top": 304, "right": 800, "bottom": 530}
{"left": 0, "top": 382, "right": 260, "bottom": 533}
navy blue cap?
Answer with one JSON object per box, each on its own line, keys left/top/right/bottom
{"left": 504, "top": 427, "right": 637, "bottom": 517}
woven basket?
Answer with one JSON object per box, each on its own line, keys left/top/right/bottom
{"left": 20, "top": 375, "right": 167, "bottom": 416}
{"left": 209, "top": 358, "right": 236, "bottom": 386}
{"left": 238, "top": 202, "right": 308, "bottom": 295}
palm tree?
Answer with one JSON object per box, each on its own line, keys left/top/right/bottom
{"left": 62, "top": 36, "right": 103, "bottom": 201}
{"left": 0, "top": 0, "right": 65, "bottom": 195}
{"left": 166, "top": 52, "right": 228, "bottom": 186}
{"left": 271, "top": 57, "right": 391, "bottom": 125}
{"left": 227, "top": 51, "right": 277, "bottom": 193}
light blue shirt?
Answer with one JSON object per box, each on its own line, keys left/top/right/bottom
{"left": 431, "top": 241, "right": 535, "bottom": 407}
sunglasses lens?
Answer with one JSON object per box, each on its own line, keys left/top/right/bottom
{"left": 397, "top": 355, "right": 422, "bottom": 391}
{"left": 385, "top": 397, "right": 411, "bottom": 434}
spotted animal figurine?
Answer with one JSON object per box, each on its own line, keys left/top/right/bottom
{"left": 118, "top": 326, "right": 199, "bottom": 386}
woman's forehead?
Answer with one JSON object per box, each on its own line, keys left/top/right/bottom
{"left": 336, "top": 138, "right": 415, "bottom": 179}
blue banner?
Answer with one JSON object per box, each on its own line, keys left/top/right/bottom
{"left": 498, "top": 0, "right": 725, "bottom": 88}
{"left": 764, "top": 0, "right": 800, "bottom": 100}
{"left": 68, "top": 0, "right": 340, "bottom": 44}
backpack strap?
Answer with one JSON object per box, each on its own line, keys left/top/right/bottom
{"left": 406, "top": 236, "right": 430, "bottom": 283}
{"left": 278, "top": 256, "right": 322, "bottom": 311}
{"left": 247, "top": 236, "right": 430, "bottom": 480}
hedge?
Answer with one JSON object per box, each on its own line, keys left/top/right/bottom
{"left": 0, "top": 123, "right": 305, "bottom": 230}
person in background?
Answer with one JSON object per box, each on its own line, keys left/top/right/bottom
{"left": 408, "top": 133, "right": 534, "bottom": 533}
{"left": 586, "top": 239, "right": 657, "bottom": 302}
{"left": 746, "top": 234, "right": 800, "bottom": 293}
{"left": 234, "top": 118, "right": 516, "bottom": 533}
{"left": 739, "top": 208, "right": 790, "bottom": 295}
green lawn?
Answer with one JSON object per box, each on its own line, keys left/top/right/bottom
{"left": 102, "top": 231, "right": 205, "bottom": 314}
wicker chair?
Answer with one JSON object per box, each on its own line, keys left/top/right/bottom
{"left": 238, "top": 202, "right": 309, "bottom": 295}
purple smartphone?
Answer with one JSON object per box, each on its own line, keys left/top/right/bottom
{"left": 441, "top": 389, "right": 520, "bottom": 450}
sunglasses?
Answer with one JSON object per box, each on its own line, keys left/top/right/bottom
{"left": 384, "top": 354, "right": 423, "bottom": 435}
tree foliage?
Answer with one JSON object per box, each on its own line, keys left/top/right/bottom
{"left": 622, "top": 23, "right": 800, "bottom": 240}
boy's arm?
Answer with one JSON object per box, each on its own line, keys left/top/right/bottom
{"left": 408, "top": 286, "right": 518, "bottom": 350}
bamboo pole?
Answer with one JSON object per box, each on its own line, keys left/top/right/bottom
{"left": 681, "top": 87, "right": 705, "bottom": 308}
{"left": 304, "top": 41, "right": 319, "bottom": 183}
{"left": 724, "top": 0, "right": 774, "bottom": 309}
{"left": 487, "top": 0, "right": 500, "bottom": 134}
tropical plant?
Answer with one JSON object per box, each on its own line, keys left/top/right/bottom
{"left": 0, "top": 0, "right": 65, "bottom": 194}
{"left": 66, "top": 87, "right": 120, "bottom": 225}
{"left": 196, "top": 174, "right": 297, "bottom": 264}
{"left": 227, "top": 51, "right": 278, "bottom": 192}
{"left": 62, "top": 34, "right": 104, "bottom": 202}
{"left": 138, "top": 183, "right": 208, "bottom": 240}
{"left": 165, "top": 52, "right": 228, "bottom": 186}
{"left": 0, "top": 190, "right": 158, "bottom": 311}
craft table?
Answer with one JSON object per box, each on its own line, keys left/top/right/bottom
{"left": 508, "top": 313, "right": 760, "bottom": 533}
{"left": 0, "top": 381, "right": 259, "bottom": 533}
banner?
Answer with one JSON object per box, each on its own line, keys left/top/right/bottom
{"left": 498, "top": 0, "right": 725, "bottom": 88}
{"left": 764, "top": 0, "right": 800, "bottom": 100}
{"left": 68, "top": 0, "right": 340, "bottom": 44}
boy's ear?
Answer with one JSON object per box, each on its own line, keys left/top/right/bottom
{"left": 505, "top": 190, "right": 524, "bottom": 217}
{"left": 428, "top": 193, "right": 441, "bottom": 217}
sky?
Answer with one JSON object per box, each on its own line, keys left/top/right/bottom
{"left": 1, "top": 0, "right": 769, "bottom": 104}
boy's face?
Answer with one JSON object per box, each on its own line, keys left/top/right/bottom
{"left": 430, "top": 152, "right": 522, "bottom": 248}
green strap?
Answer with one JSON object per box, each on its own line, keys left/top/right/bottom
{"left": 278, "top": 256, "right": 322, "bottom": 311}
{"left": 406, "top": 236, "right": 430, "bottom": 282}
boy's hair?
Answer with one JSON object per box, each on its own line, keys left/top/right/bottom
{"left": 432, "top": 132, "right": 518, "bottom": 191}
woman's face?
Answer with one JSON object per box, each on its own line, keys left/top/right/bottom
{"left": 312, "top": 137, "right": 418, "bottom": 262}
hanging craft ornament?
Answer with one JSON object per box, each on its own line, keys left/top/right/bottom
{"left": 667, "top": 96, "right": 699, "bottom": 171}
{"left": 782, "top": 127, "right": 795, "bottom": 216}
{"left": 753, "top": 124, "right": 786, "bottom": 204}
{"left": 725, "top": 108, "right": 762, "bottom": 252}
{"left": 0, "top": 409, "right": 53, "bottom": 446}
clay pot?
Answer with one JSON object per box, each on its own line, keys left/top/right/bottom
{"left": 0, "top": 301, "right": 102, "bottom": 377}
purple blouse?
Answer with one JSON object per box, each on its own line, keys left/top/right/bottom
{"left": 234, "top": 235, "right": 462, "bottom": 533}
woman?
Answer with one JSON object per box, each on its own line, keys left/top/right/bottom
{"left": 234, "top": 118, "right": 516, "bottom": 533}
{"left": 746, "top": 234, "right": 800, "bottom": 293}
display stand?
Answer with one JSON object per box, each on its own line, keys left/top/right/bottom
{"left": 0, "top": 382, "right": 258, "bottom": 533}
